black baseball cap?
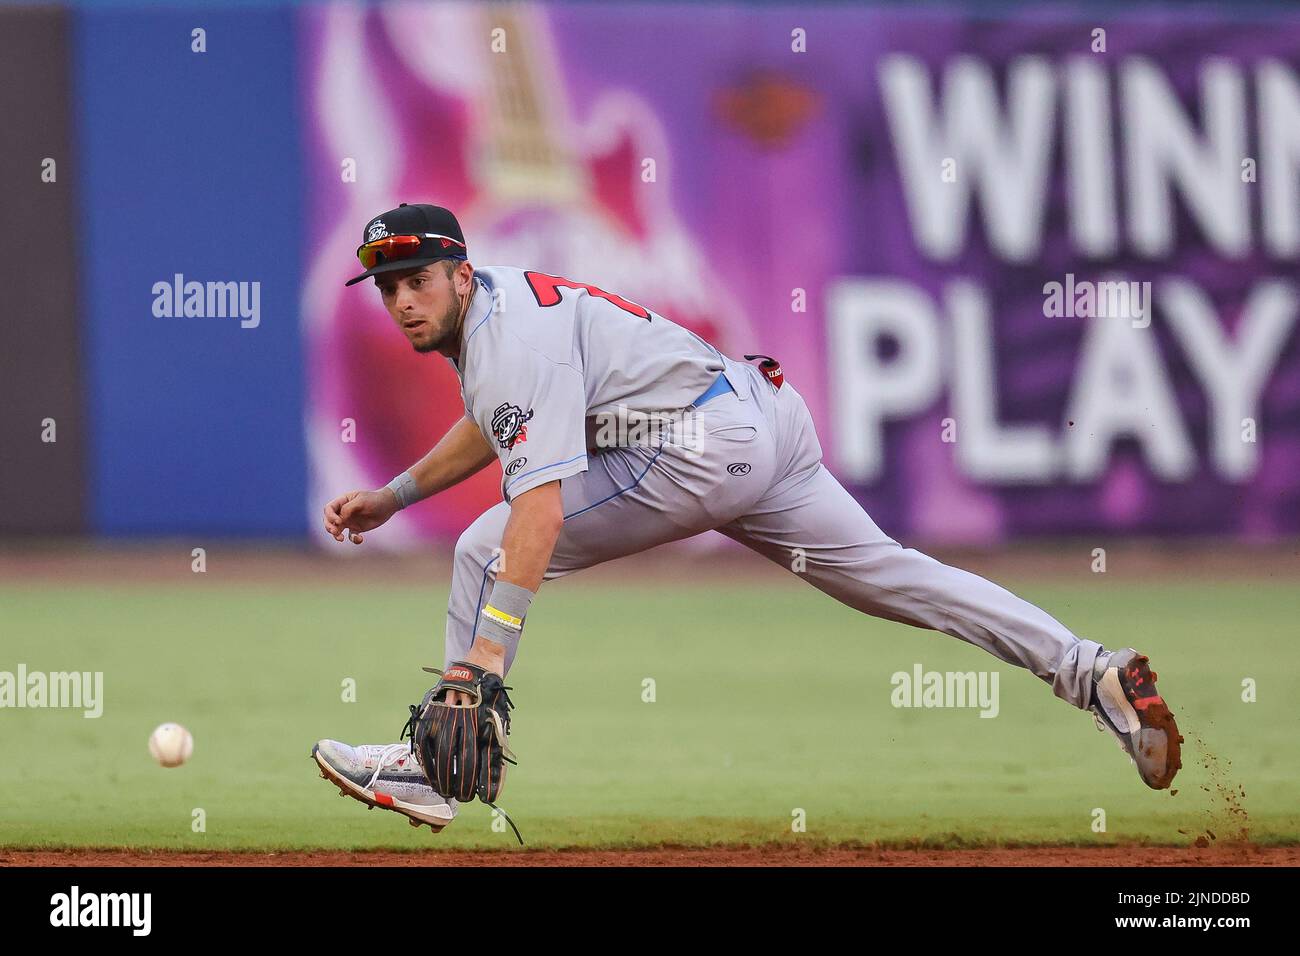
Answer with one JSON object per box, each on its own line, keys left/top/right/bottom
{"left": 345, "top": 203, "right": 468, "bottom": 286}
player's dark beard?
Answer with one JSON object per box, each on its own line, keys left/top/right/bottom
{"left": 411, "top": 300, "right": 460, "bottom": 354}
{"left": 415, "top": 280, "right": 472, "bottom": 356}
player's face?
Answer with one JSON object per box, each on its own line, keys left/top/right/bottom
{"left": 375, "top": 263, "right": 466, "bottom": 355}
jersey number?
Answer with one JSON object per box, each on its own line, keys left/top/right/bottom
{"left": 524, "top": 271, "right": 651, "bottom": 321}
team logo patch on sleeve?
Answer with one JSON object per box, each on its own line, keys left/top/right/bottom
{"left": 491, "top": 403, "right": 534, "bottom": 449}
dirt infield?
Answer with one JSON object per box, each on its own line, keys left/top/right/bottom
{"left": 5, "top": 844, "right": 1296, "bottom": 867}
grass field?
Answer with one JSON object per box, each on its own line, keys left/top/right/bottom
{"left": 2, "top": 559, "right": 1296, "bottom": 851}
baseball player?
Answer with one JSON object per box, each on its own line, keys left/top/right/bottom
{"left": 312, "top": 203, "right": 1182, "bottom": 834}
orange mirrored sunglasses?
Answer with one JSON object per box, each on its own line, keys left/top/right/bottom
{"left": 355, "top": 233, "right": 466, "bottom": 270}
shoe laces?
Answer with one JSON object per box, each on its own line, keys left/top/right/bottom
{"left": 364, "top": 742, "right": 420, "bottom": 791}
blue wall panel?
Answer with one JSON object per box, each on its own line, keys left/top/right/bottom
{"left": 75, "top": 8, "right": 306, "bottom": 535}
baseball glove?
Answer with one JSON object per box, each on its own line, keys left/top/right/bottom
{"left": 403, "top": 661, "right": 518, "bottom": 832}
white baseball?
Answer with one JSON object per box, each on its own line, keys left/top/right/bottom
{"left": 148, "top": 722, "right": 194, "bottom": 768}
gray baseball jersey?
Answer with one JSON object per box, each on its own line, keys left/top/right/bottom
{"left": 443, "top": 265, "right": 1107, "bottom": 713}
{"left": 451, "top": 265, "right": 729, "bottom": 503}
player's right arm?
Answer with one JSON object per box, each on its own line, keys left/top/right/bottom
{"left": 323, "top": 414, "right": 495, "bottom": 544}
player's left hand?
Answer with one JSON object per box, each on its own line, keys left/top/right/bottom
{"left": 443, "top": 638, "right": 506, "bottom": 706}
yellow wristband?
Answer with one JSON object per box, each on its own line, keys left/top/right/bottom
{"left": 481, "top": 604, "right": 523, "bottom": 631}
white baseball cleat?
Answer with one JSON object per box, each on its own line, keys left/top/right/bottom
{"left": 312, "top": 739, "right": 457, "bottom": 831}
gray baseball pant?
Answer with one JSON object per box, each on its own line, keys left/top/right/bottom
{"left": 445, "top": 358, "right": 1104, "bottom": 710}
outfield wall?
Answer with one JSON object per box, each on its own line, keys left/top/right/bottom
{"left": 3, "top": 2, "right": 1297, "bottom": 543}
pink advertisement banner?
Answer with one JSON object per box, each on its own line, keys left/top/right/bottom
{"left": 301, "top": 3, "right": 1300, "bottom": 543}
